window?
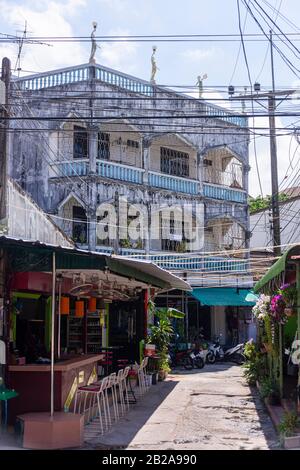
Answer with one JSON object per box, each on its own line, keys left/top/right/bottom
{"left": 203, "top": 158, "right": 212, "bottom": 166}
{"left": 127, "top": 139, "right": 139, "bottom": 149}
{"left": 72, "top": 206, "right": 87, "bottom": 244}
{"left": 73, "top": 126, "right": 88, "bottom": 159}
{"left": 98, "top": 132, "right": 110, "bottom": 160}
{"left": 160, "top": 147, "right": 189, "bottom": 177}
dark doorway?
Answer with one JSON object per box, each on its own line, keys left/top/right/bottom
{"left": 108, "top": 297, "right": 144, "bottom": 363}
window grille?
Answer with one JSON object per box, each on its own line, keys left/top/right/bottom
{"left": 160, "top": 147, "right": 189, "bottom": 177}
{"left": 98, "top": 132, "right": 110, "bottom": 160}
{"left": 73, "top": 126, "right": 88, "bottom": 159}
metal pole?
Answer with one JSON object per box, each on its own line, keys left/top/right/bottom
{"left": 50, "top": 252, "right": 56, "bottom": 418}
{"left": 0, "top": 58, "right": 10, "bottom": 223}
{"left": 57, "top": 278, "right": 61, "bottom": 359}
{"left": 269, "top": 30, "right": 281, "bottom": 257}
{"left": 297, "top": 264, "right": 300, "bottom": 412}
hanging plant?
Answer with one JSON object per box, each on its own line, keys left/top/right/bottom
{"left": 252, "top": 294, "right": 271, "bottom": 323}
{"left": 270, "top": 294, "right": 287, "bottom": 325}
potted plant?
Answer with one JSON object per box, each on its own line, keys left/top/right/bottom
{"left": 278, "top": 411, "right": 300, "bottom": 448}
{"left": 260, "top": 377, "right": 280, "bottom": 405}
{"left": 147, "top": 301, "right": 185, "bottom": 380}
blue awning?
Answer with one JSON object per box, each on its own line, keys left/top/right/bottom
{"left": 190, "top": 288, "right": 256, "bottom": 307}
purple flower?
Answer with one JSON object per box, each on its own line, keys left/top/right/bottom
{"left": 280, "top": 283, "right": 290, "bottom": 290}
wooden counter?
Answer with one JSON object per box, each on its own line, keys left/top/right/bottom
{"left": 8, "top": 355, "right": 103, "bottom": 424}
{"left": 9, "top": 354, "right": 104, "bottom": 372}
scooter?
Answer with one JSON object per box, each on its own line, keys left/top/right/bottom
{"left": 206, "top": 335, "right": 245, "bottom": 364}
{"left": 183, "top": 348, "right": 205, "bottom": 370}
{"left": 223, "top": 343, "right": 245, "bottom": 364}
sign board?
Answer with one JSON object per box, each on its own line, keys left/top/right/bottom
{"left": 0, "top": 80, "right": 5, "bottom": 105}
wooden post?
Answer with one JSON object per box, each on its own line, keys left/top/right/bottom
{"left": 51, "top": 252, "right": 56, "bottom": 418}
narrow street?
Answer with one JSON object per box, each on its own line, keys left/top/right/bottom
{"left": 85, "top": 364, "right": 280, "bottom": 451}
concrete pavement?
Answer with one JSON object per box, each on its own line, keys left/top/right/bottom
{"left": 84, "top": 363, "right": 280, "bottom": 450}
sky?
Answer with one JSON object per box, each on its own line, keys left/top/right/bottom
{"left": 0, "top": 0, "right": 300, "bottom": 197}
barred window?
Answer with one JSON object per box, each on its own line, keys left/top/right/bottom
{"left": 160, "top": 147, "right": 189, "bottom": 177}
{"left": 73, "top": 126, "right": 88, "bottom": 159}
{"left": 72, "top": 206, "right": 87, "bottom": 243}
{"left": 127, "top": 139, "right": 139, "bottom": 149}
{"left": 98, "top": 132, "right": 110, "bottom": 160}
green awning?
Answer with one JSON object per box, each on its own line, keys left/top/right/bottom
{"left": 0, "top": 236, "right": 190, "bottom": 291}
{"left": 254, "top": 245, "right": 300, "bottom": 293}
{"left": 190, "top": 288, "right": 255, "bottom": 306}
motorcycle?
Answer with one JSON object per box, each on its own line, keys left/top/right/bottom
{"left": 183, "top": 348, "right": 205, "bottom": 370}
{"left": 206, "top": 334, "right": 245, "bottom": 365}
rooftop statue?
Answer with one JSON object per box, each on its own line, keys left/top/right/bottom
{"left": 150, "top": 45, "right": 159, "bottom": 84}
{"left": 196, "top": 74, "right": 208, "bottom": 99}
{"left": 89, "top": 22, "right": 100, "bottom": 64}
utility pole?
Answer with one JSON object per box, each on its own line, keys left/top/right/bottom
{"left": 0, "top": 57, "right": 10, "bottom": 226}
{"left": 230, "top": 79, "right": 295, "bottom": 256}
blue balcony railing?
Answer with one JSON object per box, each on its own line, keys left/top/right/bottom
{"left": 52, "top": 160, "right": 89, "bottom": 177}
{"left": 96, "top": 160, "right": 144, "bottom": 184}
{"left": 113, "top": 250, "right": 248, "bottom": 272}
{"left": 149, "top": 171, "right": 199, "bottom": 194}
{"left": 203, "top": 183, "right": 247, "bottom": 204}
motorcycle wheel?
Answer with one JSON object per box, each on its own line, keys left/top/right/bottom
{"left": 232, "top": 353, "right": 245, "bottom": 365}
{"left": 183, "top": 356, "right": 194, "bottom": 370}
{"left": 195, "top": 357, "right": 205, "bottom": 369}
{"left": 206, "top": 351, "right": 216, "bottom": 364}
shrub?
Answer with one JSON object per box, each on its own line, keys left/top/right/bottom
{"left": 278, "top": 412, "right": 299, "bottom": 437}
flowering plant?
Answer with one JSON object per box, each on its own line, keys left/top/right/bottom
{"left": 278, "top": 283, "right": 297, "bottom": 307}
{"left": 252, "top": 294, "right": 271, "bottom": 322}
{"left": 270, "top": 294, "right": 287, "bottom": 324}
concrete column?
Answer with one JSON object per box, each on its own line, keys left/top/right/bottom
{"left": 88, "top": 126, "right": 98, "bottom": 174}
{"left": 197, "top": 150, "right": 203, "bottom": 194}
{"left": 142, "top": 138, "right": 150, "bottom": 185}
{"left": 87, "top": 208, "right": 97, "bottom": 251}
{"left": 243, "top": 164, "right": 251, "bottom": 251}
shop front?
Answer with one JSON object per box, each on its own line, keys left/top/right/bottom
{"left": 253, "top": 245, "right": 300, "bottom": 409}
{"left": 0, "top": 237, "right": 190, "bottom": 445}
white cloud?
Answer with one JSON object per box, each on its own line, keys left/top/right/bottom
{"left": 99, "top": 28, "right": 139, "bottom": 74}
{"left": 181, "top": 48, "right": 216, "bottom": 62}
{"left": 0, "top": 0, "right": 87, "bottom": 73}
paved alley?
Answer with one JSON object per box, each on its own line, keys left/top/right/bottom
{"left": 84, "top": 364, "right": 280, "bottom": 451}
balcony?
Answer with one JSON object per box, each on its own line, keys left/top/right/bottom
{"left": 51, "top": 161, "right": 247, "bottom": 204}
{"left": 96, "top": 160, "right": 144, "bottom": 184}
{"left": 150, "top": 253, "right": 248, "bottom": 272}
{"left": 92, "top": 246, "right": 249, "bottom": 273}
{"left": 52, "top": 160, "right": 89, "bottom": 177}
{"left": 203, "top": 183, "right": 247, "bottom": 204}
{"left": 149, "top": 171, "right": 199, "bottom": 194}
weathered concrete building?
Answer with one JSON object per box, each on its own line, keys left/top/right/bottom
{"left": 8, "top": 62, "right": 253, "bottom": 343}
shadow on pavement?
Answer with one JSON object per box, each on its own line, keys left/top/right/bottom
{"left": 84, "top": 379, "right": 179, "bottom": 450}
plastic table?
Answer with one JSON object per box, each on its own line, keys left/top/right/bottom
{"left": 0, "top": 388, "right": 18, "bottom": 428}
